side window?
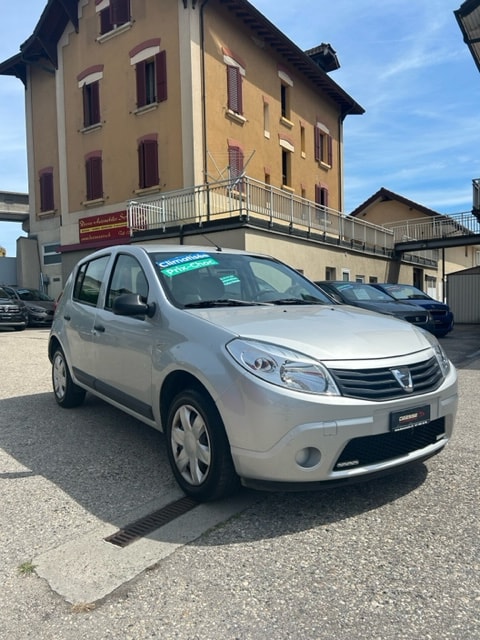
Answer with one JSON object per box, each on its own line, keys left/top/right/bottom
{"left": 106, "top": 254, "right": 149, "bottom": 309}
{"left": 73, "top": 256, "right": 110, "bottom": 306}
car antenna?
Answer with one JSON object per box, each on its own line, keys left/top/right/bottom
{"left": 201, "top": 234, "right": 222, "bottom": 252}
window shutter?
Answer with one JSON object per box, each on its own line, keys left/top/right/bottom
{"left": 327, "top": 135, "right": 333, "bottom": 166}
{"left": 228, "top": 146, "right": 244, "bottom": 179}
{"left": 156, "top": 51, "right": 167, "bottom": 102}
{"left": 86, "top": 156, "right": 103, "bottom": 200}
{"left": 90, "top": 81, "right": 100, "bottom": 125}
{"left": 40, "top": 172, "right": 54, "bottom": 212}
{"left": 314, "top": 127, "right": 321, "bottom": 162}
{"left": 100, "top": 7, "right": 113, "bottom": 34}
{"left": 112, "top": 0, "right": 130, "bottom": 25}
{"left": 136, "top": 61, "right": 147, "bottom": 108}
{"left": 227, "top": 66, "right": 242, "bottom": 114}
{"left": 139, "top": 140, "right": 158, "bottom": 189}
{"left": 82, "top": 85, "right": 89, "bottom": 127}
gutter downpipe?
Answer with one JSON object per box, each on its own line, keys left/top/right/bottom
{"left": 200, "top": 0, "right": 211, "bottom": 220}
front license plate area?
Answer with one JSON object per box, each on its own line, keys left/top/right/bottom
{"left": 390, "top": 405, "right": 430, "bottom": 432}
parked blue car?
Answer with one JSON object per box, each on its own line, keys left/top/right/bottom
{"left": 371, "top": 284, "right": 454, "bottom": 338}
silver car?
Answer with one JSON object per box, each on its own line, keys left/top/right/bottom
{"left": 49, "top": 244, "right": 458, "bottom": 501}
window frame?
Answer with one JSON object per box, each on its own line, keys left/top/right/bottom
{"left": 82, "top": 80, "right": 101, "bottom": 128}
{"left": 136, "top": 50, "right": 167, "bottom": 108}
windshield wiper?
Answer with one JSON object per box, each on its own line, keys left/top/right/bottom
{"left": 183, "top": 298, "right": 272, "bottom": 308}
{"left": 268, "top": 298, "right": 327, "bottom": 305}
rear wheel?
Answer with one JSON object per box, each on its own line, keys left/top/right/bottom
{"left": 52, "top": 347, "right": 86, "bottom": 408}
{"left": 166, "top": 389, "right": 239, "bottom": 501}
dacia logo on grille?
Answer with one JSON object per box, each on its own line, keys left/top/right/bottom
{"left": 391, "top": 366, "right": 413, "bottom": 393}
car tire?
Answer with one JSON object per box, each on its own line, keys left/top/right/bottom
{"left": 52, "top": 347, "right": 86, "bottom": 408}
{"left": 165, "top": 389, "right": 240, "bottom": 502}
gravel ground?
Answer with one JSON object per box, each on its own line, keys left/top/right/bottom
{"left": 0, "top": 326, "right": 479, "bottom": 639}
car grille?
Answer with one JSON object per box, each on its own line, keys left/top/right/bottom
{"left": 330, "top": 356, "right": 443, "bottom": 401}
{"left": 0, "top": 304, "right": 20, "bottom": 313}
{"left": 334, "top": 417, "right": 445, "bottom": 470}
{"left": 430, "top": 309, "right": 448, "bottom": 318}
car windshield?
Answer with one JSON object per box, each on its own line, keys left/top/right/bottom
{"left": 0, "top": 287, "right": 10, "bottom": 298}
{"left": 14, "top": 288, "right": 53, "bottom": 301}
{"left": 150, "top": 250, "right": 333, "bottom": 307}
{"left": 332, "top": 283, "right": 395, "bottom": 303}
{"left": 380, "top": 284, "right": 429, "bottom": 300}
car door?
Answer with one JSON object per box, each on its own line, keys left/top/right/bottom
{"left": 91, "top": 253, "right": 155, "bottom": 421}
{"left": 63, "top": 254, "right": 111, "bottom": 385}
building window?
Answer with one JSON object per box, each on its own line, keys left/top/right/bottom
{"left": 43, "top": 243, "right": 61, "bottom": 266}
{"left": 314, "top": 125, "right": 333, "bottom": 166}
{"left": 325, "top": 267, "right": 336, "bottom": 280}
{"left": 263, "top": 100, "right": 270, "bottom": 138}
{"left": 99, "top": 0, "right": 131, "bottom": 35}
{"left": 300, "top": 124, "right": 306, "bottom": 156}
{"left": 281, "top": 150, "right": 291, "bottom": 187}
{"left": 82, "top": 81, "right": 100, "bottom": 128}
{"left": 369, "top": 276, "right": 378, "bottom": 283}
{"left": 85, "top": 153, "right": 103, "bottom": 201}
{"left": 39, "top": 169, "right": 54, "bottom": 212}
{"left": 136, "top": 51, "right": 167, "bottom": 108}
{"left": 342, "top": 270, "right": 350, "bottom": 282}
{"left": 227, "top": 65, "right": 243, "bottom": 115}
{"left": 315, "top": 183, "right": 329, "bottom": 212}
{"left": 355, "top": 275, "right": 365, "bottom": 283}
{"left": 138, "top": 136, "right": 159, "bottom": 189}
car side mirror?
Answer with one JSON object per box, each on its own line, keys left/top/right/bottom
{"left": 112, "top": 293, "right": 156, "bottom": 318}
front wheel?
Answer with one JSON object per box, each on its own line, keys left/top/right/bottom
{"left": 52, "top": 347, "right": 86, "bottom": 408}
{"left": 165, "top": 389, "right": 240, "bottom": 501}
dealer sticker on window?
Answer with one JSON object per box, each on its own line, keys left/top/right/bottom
{"left": 390, "top": 405, "right": 430, "bottom": 432}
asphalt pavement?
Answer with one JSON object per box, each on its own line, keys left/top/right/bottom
{"left": 0, "top": 325, "right": 479, "bottom": 639}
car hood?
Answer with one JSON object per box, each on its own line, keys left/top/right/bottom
{"left": 351, "top": 300, "right": 426, "bottom": 314}
{"left": 24, "top": 300, "right": 55, "bottom": 310}
{"left": 402, "top": 299, "right": 450, "bottom": 311}
{"left": 188, "top": 304, "right": 432, "bottom": 361}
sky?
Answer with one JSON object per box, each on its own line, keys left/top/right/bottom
{"left": 1, "top": 0, "right": 480, "bottom": 256}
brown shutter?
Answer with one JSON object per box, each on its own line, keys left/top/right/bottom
{"left": 136, "top": 61, "right": 147, "bottom": 108}
{"left": 156, "top": 51, "right": 167, "bottom": 102}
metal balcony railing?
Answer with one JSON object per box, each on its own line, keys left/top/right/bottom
{"left": 127, "top": 177, "right": 395, "bottom": 253}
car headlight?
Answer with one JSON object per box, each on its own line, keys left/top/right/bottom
{"left": 226, "top": 339, "right": 340, "bottom": 395}
{"left": 29, "top": 305, "right": 44, "bottom": 313}
{"left": 423, "top": 332, "right": 450, "bottom": 377}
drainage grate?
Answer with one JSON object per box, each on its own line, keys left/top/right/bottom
{"left": 104, "top": 496, "right": 199, "bottom": 548}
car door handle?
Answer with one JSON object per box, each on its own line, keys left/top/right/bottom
{"left": 93, "top": 324, "right": 105, "bottom": 333}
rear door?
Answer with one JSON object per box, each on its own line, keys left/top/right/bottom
{"left": 64, "top": 254, "right": 111, "bottom": 386}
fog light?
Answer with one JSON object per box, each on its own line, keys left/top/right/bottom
{"left": 295, "top": 447, "right": 321, "bottom": 469}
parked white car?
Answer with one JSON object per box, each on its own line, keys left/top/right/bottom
{"left": 49, "top": 244, "right": 458, "bottom": 501}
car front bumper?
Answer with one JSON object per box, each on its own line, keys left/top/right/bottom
{"left": 220, "top": 367, "right": 458, "bottom": 487}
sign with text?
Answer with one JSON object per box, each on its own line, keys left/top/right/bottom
{"left": 79, "top": 211, "right": 128, "bottom": 244}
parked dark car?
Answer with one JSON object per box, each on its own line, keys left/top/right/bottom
{"left": 0, "top": 286, "right": 28, "bottom": 331}
{"left": 370, "top": 283, "right": 454, "bottom": 337}
{"left": 315, "top": 281, "right": 435, "bottom": 333}
{"left": 2, "top": 286, "right": 55, "bottom": 327}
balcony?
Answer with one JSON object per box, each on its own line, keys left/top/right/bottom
{"left": 127, "top": 176, "right": 395, "bottom": 256}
